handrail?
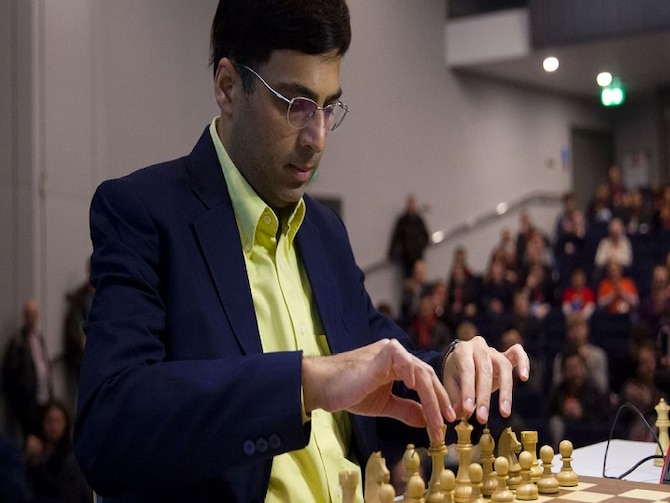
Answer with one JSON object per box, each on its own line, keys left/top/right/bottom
{"left": 362, "top": 190, "right": 564, "bottom": 276}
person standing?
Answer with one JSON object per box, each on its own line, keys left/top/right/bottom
{"left": 388, "top": 194, "right": 430, "bottom": 277}
{"left": 2, "top": 299, "right": 53, "bottom": 440}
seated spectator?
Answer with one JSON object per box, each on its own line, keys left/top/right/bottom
{"left": 597, "top": 259, "right": 640, "bottom": 316}
{"left": 443, "top": 263, "right": 478, "bottom": 332}
{"left": 552, "top": 312, "right": 609, "bottom": 395}
{"left": 606, "top": 164, "right": 626, "bottom": 208}
{"left": 554, "top": 207, "right": 587, "bottom": 289}
{"left": 587, "top": 181, "right": 613, "bottom": 224}
{"left": 24, "top": 400, "right": 92, "bottom": 503}
{"left": 407, "top": 291, "right": 451, "bottom": 351}
{"left": 489, "top": 227, "right": 518, "bottom": 284}
{"left": 547, "top": 349, "right": 611, "bottom": 449}
{"left": 480, "top": 257, "right": 514, "bottom": 319}
{"left": 399, "top": 258, "right": 428, "bottom": 322}
{"left": 516, "top": 211, "right": 550, "bottom": 273}
{"left": 639, "top": 264, "right": 670, "bottom": 337}
{"left": 507, "top": 289, "right": 544, "bottom": 359}
{"left": 618, "top": 341, "right": 666, "bottom": 441}
{"left": 625, "top": 187, "right": 653, "bottom": 234}
{"left": 522, "top": 262, "right": 555, "bottom": 320}
{"left": 561, "top": 268, "right": 596, "bottom": 320}
{"left": 594, "top": 217, "right": 633, "bottom": 275}
{"left": 447, "top": 245, "right": 474, "bottom": 281}
{"left": 653, "top": 183, "right": 670, "bottom": 231}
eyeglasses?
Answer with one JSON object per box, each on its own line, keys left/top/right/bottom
{"left": 240, "top": 65, "right": 349, "bottom": 132}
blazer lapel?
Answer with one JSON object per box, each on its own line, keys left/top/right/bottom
{"left": 187, "top": 129, "right": 262, "bottom": 355}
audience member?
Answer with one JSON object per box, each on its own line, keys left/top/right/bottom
{"left": 618, "top": 341, "right": 666, "bottom": 441}
{"left": 516, "top": 213, "right": 551, "bottom": 274}
{"left": 507, "top": 289, "right": 544, "bottom": 359}
{"left": 455, "top": 320, "right": 478, "bottom": 342}
{"left": 606, "top": 164, "right": 626, "bottom": 207}
{"left": 24, "top": 401, "right": 92, "bottom": 503}
{"left": 2, "top": 300, "right": 53, "bottom": 440}
{"left": 407, "top": 291, "right": 451, "bottom": 351}
{"left": 447, "top": 245, "right": 474, "bottom": 281}
{"left": 653, "top": 183, "right": 670, "bottom": 231}
{"left": 554, "top": 207, "right": 586, "bottom": 289}
{"left": 639, "top": 264, "right": 670, "bottom": 337}
{"left": 399, "top": 258, "right": 428, "bottom": 323}
{"left": 561, "top": 268, "right": 596, "bottom": 320}
{"left": 489, "top": 227, "right": 518, "bottom": 283}
{"left": 587, "top": 181, "right": 613, "bottom": 224}
{"left": 551, "top": 312, "right": 609, "bottom": 395}
{"left": 388, "top": 194, "right": 430, "bottom": 277}
{"left": 596, "top": 259, "right": 640, "bottom": 316}
{"left": 442, "top": 262, "right": 479, "bottom": 332}
{"left": 480, "top": 257, "right": 514, "bottom": 319}
{"left": 547, "top": 349, "right": 610, "bottom": 449}
{"left": 624, "top": 187, "right": 653, "bottom": 234}
{"left": 593, "top": 218, "right": 633, "bottom": 274}
{"left": 522, "top": 262, "right": 555, "bottom": 320}
{"left": 62, "top": 262, "right": 95, "bottom": 413}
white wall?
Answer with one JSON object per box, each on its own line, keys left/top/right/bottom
{"left": 3, "top": 0, "right": 614, "bottom": 396}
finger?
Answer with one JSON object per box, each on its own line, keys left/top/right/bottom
{"left": 504, "top": 343, "right": 531, "bottom": 382}
{"left": 380, "top": 395, "right": 428, "bottom": 430}
{"left": 451, "top": 342, "right": 477, "bottom": 418}
{"left": 473, "top": 348, "right": 494, "bottom": 424}
{"left": 492, "top": 349, "right": 514, "bottom": 417}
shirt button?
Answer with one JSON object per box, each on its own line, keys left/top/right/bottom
{"left": 256, "top": 437, "right": 268, "bottom": 453}
{"left": 242, "top": 440, "right": 256, "bottom": 456}
{"left": 268, "top": 434, "right": 281, "bottom": 450}
{"left": 244, "top": 241, "right": 252, "bottom": 252}
{"left": 263, "top": 215, "right": 272, "bottom": 225}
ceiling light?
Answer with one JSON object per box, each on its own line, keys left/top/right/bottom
{"left": 596, "top": 72, "right": 613, "bottom": 87}
{"left": 542, "top": 57, "right": 559, "bottom": 73}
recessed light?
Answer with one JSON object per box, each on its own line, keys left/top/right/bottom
{"left": 543, "top": 57, "right": 559, "bottom": 73}
{"left": 596, "top": 72, "right": 613, "bottom": 87}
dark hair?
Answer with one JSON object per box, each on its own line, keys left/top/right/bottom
{"left": 209, "top": 0, "right": 351, "bottom": 77}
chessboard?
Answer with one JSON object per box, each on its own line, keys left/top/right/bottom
{"left": 339, "top": 410, "right": 670, "bottom": 503}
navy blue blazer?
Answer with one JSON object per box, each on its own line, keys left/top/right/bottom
{"left": 73, "top": 128, "right": 444, "bottom": 502}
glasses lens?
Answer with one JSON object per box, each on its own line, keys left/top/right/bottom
{"left": 287, "top": 99, "right": 318, "bottom": 129}
{"left": 328, "top": 103, "right": 348, "bottom": 131}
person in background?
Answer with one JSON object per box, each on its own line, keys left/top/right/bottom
{"left": 24, "top": 401, "right": 92, "bottom": 503}
{"left": 407, "top": 290, "right": 451, "bottom": 352}
{"left": 443, "top": 262, "right": 479, "bottom": 332}
{"left": 2, "top": 299, "right": 53, "bottom": 441}
{"left": 551, "top": 312, "right": 609, "bottom": 395}
{"left": 73, "top": 1, "right": 530, "bottom": 500}
{"left": 594, "top": 217, "right": 633, "bottom": 275}
{"left": 399, "top": 258, "right": 429, "bottom": 324}
{"left": 561, "top": 267, "right": 596, "bottom": 320}
{"left": 388, "top": 194, "right": 430, "bottom": 278}
{"left": 639, "top": 264, "right": 670, "bottom": 338}
{"left": 547, "top": 349, "right": 610, "bottom": 449}
{"left": 596, "top": 259, "right": 639, "bottom": 316}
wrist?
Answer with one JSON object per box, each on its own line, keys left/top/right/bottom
{"left": 440, "top": 339, "right": 461, "bottom": 380}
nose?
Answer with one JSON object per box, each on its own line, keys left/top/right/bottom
{"left": 298, "top": 111, "right": 328, "bottom": 153}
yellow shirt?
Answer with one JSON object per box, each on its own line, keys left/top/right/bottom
{"left": 209, "top": 119, "right": 362, "bottom": 502}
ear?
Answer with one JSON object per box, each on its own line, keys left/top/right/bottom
{"left": 214, "top": 57, "right": 237, "bottom": 117}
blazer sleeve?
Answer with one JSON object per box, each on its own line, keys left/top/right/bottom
{"left": 74, "top": 178, "right": 310, "bottom": 495}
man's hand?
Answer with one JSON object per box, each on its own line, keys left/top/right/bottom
{"left": 442, "top": 336, "right": 530, "bottom": 424}
{"left": 302, "top": 338, "right": 456, "bottom": 443}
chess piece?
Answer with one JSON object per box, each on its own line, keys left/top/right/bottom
{"left": 656, "top": 398, "right": 670, "bottom": 467}
{"left": 556, "top": 439, "right": 578, "bottom": 487}
{"left": 402, "top": 445, "right": 425, "bottom": 502}
{"left": 340, "top": 470, "right": 359, "bottom": 503}
{"left": 491, "top": 456, "right": 514, "bottom": 503}
{"left": 454, "top": 418, "right": 473, "bottom": 503}
{"left": 426, "top": 424, "right": 448, "bottom": 501}
{"left": 497, "top": 427, "right": 521, "bottom": 490}
{"left": 520, "top": 430, "right": 541, "bottom": 482}
{"left": 468, "top": 463, "right": 486, "bottom": 503}
{"left": 537, "top": 445, "right": 559, "bottom": 494}
{"left": 365, "top": 451, "right": 393, "bottom": 503}
{"left": 515, "top": 451, "right": 539, "bottom": 500}
{"left": 440, "top": 469, "right": 455, "bottom": 503}
{"left": 478, "top": 427, "right": 497, "bottom": 498}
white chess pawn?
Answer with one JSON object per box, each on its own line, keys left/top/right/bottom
{"left": 556, "top": 439, "right": 578, "bottom": 487}
{"left": 537, "top": 445, "right": 559, "bottom": 494}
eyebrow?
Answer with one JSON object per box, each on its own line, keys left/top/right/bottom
{"left": 278, "top": 81, "right": 343, "bottom": 104}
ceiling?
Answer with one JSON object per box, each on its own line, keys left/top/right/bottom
{"left": 454, "top": 29, "right": 670, "bottom": 101}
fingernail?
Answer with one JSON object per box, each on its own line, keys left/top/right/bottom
{"left": 520, "top": 367, "right": 530, "bottom": 380}
{"left": 478, "top": 405, "right": 488, "bottom": 419}
{"left": 501, "top": 399, "right": 511, "bottom": 415}
{"left": 464, "top": 397, "right": 474, "bottom": 412}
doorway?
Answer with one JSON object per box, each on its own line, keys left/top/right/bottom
{"left": 570, "top": 127, "right": 615, "bottom": 212}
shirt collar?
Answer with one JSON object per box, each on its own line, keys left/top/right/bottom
{"left": 208, "top": 118, "right": 305, "bottom": 255}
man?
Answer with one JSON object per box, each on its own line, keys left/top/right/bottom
{"left": 388, "top": 195, "right": 430, "bottom": 277}
{"left": 73, "top": 1, "right": 529, "bottom": 501}
{"left": 2, "top": 299, "right": 52, "bottom": 440}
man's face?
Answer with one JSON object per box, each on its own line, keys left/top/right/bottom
{"left": 223, "top": 50, "right": 342, "bottom": 210}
